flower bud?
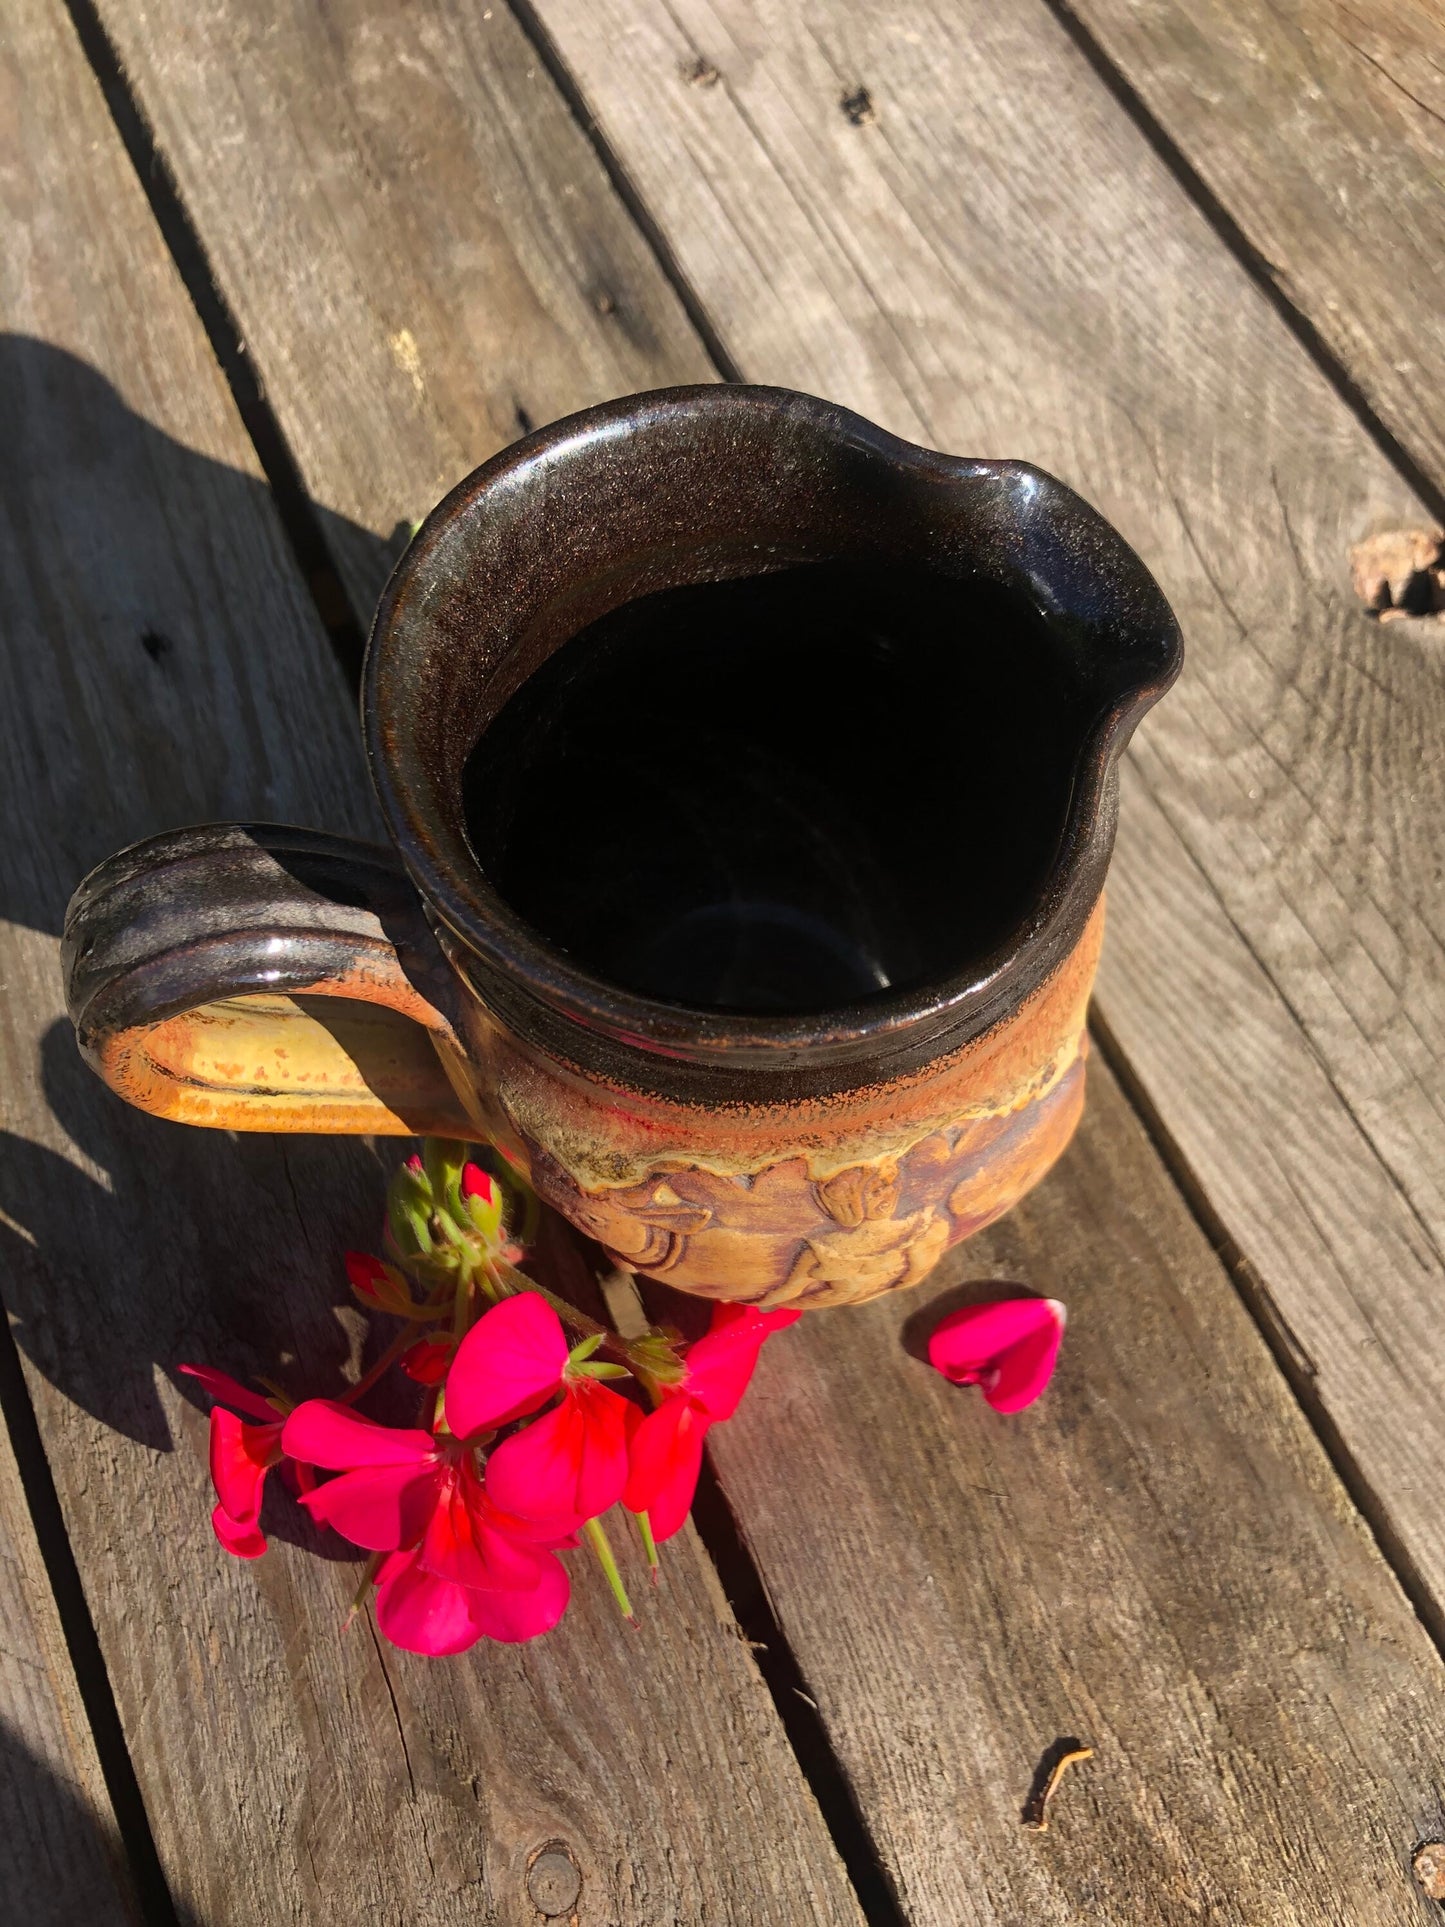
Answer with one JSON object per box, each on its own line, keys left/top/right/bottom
{"left": 387, "top": 1157, "right": 435, "bottom": 1256}
{"left": 344, "top": 1250, "right": 417, "bottom": 1317}
{"left": 401, "top": 1336, "right": 455, "bottom": 1385}
{"left": 462, "top": 1161, "right": 505, "bottom": 1246}
{"left": 345, "top": 1251, "right": 383, "bottom": 1303}
{"left": 423, "top": 1138, "right": 470, "bottom": 1222}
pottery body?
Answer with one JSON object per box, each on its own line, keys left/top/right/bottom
{"left": 63, "top": 388, "right": 1181, "bottom": 1308}
{"left": 451, "top": 904, "right": 1101, "bottom": 1309}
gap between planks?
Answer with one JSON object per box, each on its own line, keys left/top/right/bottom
{"left": 1033, "top": 0, "right": 1445, "bottom": 529}
{"left": 0, "top": 1310, "right": 166, "bottom": 1927}
{"left": 62, "top": 0, "right": 368, "bottom": 684}
{"left": 1090, "top": 1006, "right": 1445, "bottom": 1656}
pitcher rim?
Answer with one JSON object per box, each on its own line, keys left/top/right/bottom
{"left": 363, "top": 384, "right": 1182, "bottom": 1079}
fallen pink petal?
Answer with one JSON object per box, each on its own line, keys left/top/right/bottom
{"left": 926, "top": 1296, "right": 1067, "bottom": 1413}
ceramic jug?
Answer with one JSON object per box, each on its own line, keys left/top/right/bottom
{"left": 63, "top": 387, "right": 1181, "bottom": 1309}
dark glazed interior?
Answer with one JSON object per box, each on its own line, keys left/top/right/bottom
{"left": 365, "top": 386, "right": 1182, "bottom": 1090}
{"left": 463, "top": 562, "right": 1093, "bottom": 1016}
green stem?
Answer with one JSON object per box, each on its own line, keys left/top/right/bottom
{"left": 430, "top": 1199, "right": 474, "bottom": 1250}
{"left": 583, "top": 1517, "right": 636, "bottom": 1625}
{"left": 452, "top": 1264, "right": 473, "bottom": 1339}
{"left": 344, "top": 1550, "right": 385, "bottom": 1630}
{"left": 394, "top": 1299, "right": 454, "bottom": 1323}
{"left": 635, "top": 1510, "right": 661, "bottom": 1586}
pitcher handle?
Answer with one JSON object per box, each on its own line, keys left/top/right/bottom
{"left": 62, "top": 824, "right": 482, "bottom": 1138}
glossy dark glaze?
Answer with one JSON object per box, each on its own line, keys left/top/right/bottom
{"left": 367, "top": 386, "right": 1181, "bottom": 1103}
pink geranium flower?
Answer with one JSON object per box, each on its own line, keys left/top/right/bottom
{"left": 281, "top": 1294, "right": 606, "bottom": 1656}
{"left": 281, "top": 1398, "right": 571, "bottom": 1654}
{"left": 444, "top": 1289, "right": 571, "bottom": 1433}
{"left": 179, "top": 1364, "right": 295, "bottom": 1560}
{"left": 624, "top": 1304, "right": 800, "bottom": 1541}
{"left": 454, "top": 1294, "right": 638, "bottom": 1524}
{"left": 926, "top": 1296, "right": 1066, "bottom": 1411}
{"left": 280, "top": 1401, "right": 539, "bottom": 1573}
{"left": 374, "top": 1540, "right": 570, "bottom": 1653}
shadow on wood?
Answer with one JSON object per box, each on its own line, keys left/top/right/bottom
{"left": 0, "top": 332, "right": 413, "bottom": 1490}
{"left": 0, "top": 1719, "right": 201, "bottom": 1926}
{"left": 0, "top": 1013, "right": 387, "bottom": 1554}
{"left": 0, "top": 332, "right": 400, "bottom": 937}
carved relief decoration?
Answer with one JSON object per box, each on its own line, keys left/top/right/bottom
{"left": 526, "top": 1055, "right": 1086, "bottom": 1309}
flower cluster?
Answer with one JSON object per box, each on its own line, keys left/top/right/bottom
{"left": 182, "top": 1144, "right": 1069, "bottom": 1659}
{"left": 182, "top": 1142, "right": 797, "bottom": 1655}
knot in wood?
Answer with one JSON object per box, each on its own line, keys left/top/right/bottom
{"left": 527, "top": 1843, "right": 582, "bottom": 1916}
{"left": 1413, "top": 1841, "right": 1445, "bottom": 1901}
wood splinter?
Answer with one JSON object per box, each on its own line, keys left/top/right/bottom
{"left": 1022, "top": 1741, "right": 1094, "bottom": 1832}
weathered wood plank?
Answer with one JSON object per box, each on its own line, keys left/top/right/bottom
{"left": 68, "top": 0, "right": 1445, "bottom": 1911}
{"left": 90, "top": 0, "right": 1445, "bottom": 1660}
{"left": 0, "top": 1351, "right": 140, "bottom": 1927}
{"left": 509, "top": 0, "right": 1445, "bottom": 1624}
{"left": 1054, "top": 0, "right": 1445, "bottom": 502}
{"left": 92, "top": 0, "right": 713, "bottom": 620}
{"left": 698, "top": 1054, "right": 1445, "bottom": 1921}
{"left": 0, "top": 3, "right": 859, "bottom": 1921}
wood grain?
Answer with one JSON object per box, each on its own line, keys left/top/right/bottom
{"left": 513, "top": 0, "right": 1445, "bottom": 1626}
{"left": 0, "top": 1352, "right": 139, "bottom": 1927}
{"left": 87, "top": 0, "right": 1445, "bottom": 1651}
{"left": 60, "top": 0, "right": 1445, "bottom": 1912}
{"left": 0, "top": 3, "right": 859, "bottom": 1920}
{"left": 88, "top": 0, "right": 713, "bottom": 622}
{"left": 697, "top": 1055, "right": 1445, "bottom": 1923}
{"left": 1053, "top": 0, "right": 1445, "bottom": 501}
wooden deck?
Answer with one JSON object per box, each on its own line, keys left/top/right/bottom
{"left": 3, "top": 0, "right": 1445, "bottom": 1920}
